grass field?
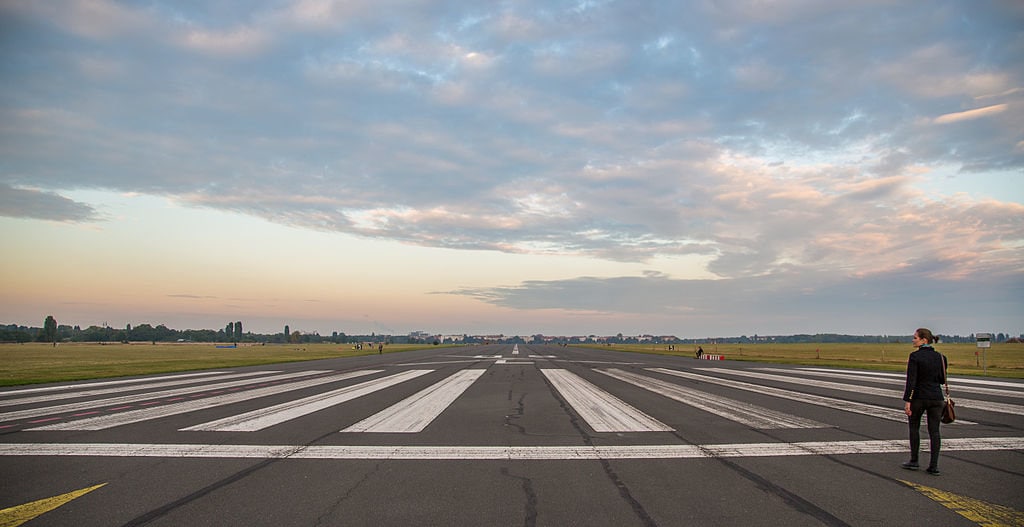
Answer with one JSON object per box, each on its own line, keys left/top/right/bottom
{"left": 1, "top": 341, "right": 1021, "bottom": 387}
{"left": 0, "top": 342, "right": 458, "bottom": 387}
{"left": 574, "top": 342, "right": 1024, "bottom": 379}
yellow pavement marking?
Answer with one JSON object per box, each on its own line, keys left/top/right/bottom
{"left": 0, "top": 483, "right": 106, "bottom": 527}
{"left": 900, "top": 480, "right": 1024, "bottom": 527}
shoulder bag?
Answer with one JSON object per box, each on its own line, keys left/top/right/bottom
{"left": 941, "top": 354, "right": 956, "bottom": 424}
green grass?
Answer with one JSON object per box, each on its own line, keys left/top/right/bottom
{"left": 0, "top": 342, "right": 459, "bottom": 387}
{"left": 573, "top": 342, "right": 1024, "bottom": 379}
{"left": 3, "top": 341, "right": 1021, "bottom": 387}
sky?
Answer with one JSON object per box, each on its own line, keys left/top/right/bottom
{"left": 1, "top": 0, "right": 1022, "bottom": 339}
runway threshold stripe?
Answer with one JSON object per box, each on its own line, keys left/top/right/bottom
{"left": 0, "top": 437, "right": 1019, "bottom": 460}
{"left": 599, "top": 369, "right": 826, "bottom": 429}
{"left": 701, "top": 367, "right": 1024, "bottom": 416}
{"left": 799, "top": 368, "right": 1024, "bottom": 389}
{"left": 342, "top": 369, "right": 485, "bottom": 433}
{"left": 0, "top": 371, "right": 275, "bottom": 408}
{"left": 649, "top": 368, "right": 915, "bottom": 423}
{"left": 0, "top": 371, "right": 314, "bottom": 423}
{"left": 541, "top": 369, "right": 673, "bottom": 432}
{"left": 29, "top": 371, "right": 381, "bottom": 431}
{"left": 769, "top": 368, "right": 1024, "bottom": 399}
{"left": 0, "top": 372, "right": 227, "bottom": 397}
{"left": 181, "top": 370, "right": 431, "bottom": 432}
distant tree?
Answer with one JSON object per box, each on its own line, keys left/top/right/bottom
{"left": 225, "top": 322, "right": 234, "bottom": 342}
{"left": 235, "top": 321, "right": 242, "bottom": 342}
{"left": 289, "top": 330, "right": 300, "bottom": 344}
{"left": 131, "top": 324, "right": 155, "bottom": 342}
{"left": 284, "top": 325, "right": 290, "bottom": 339}
{"left": 43, "top": 315, "right": 57, "bottom": 346}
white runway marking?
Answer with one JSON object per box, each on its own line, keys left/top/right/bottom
{"left": 0, "top": 371, "right": 228, "bottom": 397}
{"left": 180, "top": 370, "right": 431, "bottom": 432}
{"left": 30, "top": 371, "right": 380, "bottom": 431}
{"left": 567, "top": 360, "right": 644, "bottom": 365}
{"left": 0, "top": 437, "right": 1019, "bottom": 460}
{"left": 798, "top": 368, "right": 1024, "bottom": 388}
{"left": 599, "top": 369, "right": 826, "bottom": 429}
{"left": 769, "top": 368, "right": 1024, "bottom": 398}
{"left": 701, "top": 367, "right": 1024, "bottom": 416}
{"left": 542, "top": 369, "right": 673, "bottom": 432}
{"left": 649, "top": 369, "right": 922, "bottom": 423}
{"left": 0, "top": 371, "right": 277, "bottom": 407}
{"left": 0, "top": 370, "right": 318, "bottom": 423}
{"left": 343, "top": 369, "right": 485, "bottom": 433}
{"left": 495, "top": 359, "right": 534, "bottom": 365}
{"left": 397, "top": 360, "right": 487, "bottom": 366}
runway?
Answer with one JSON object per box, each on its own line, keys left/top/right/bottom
{"left": 2, "top": 344, "right": 1022, "bottom": 526}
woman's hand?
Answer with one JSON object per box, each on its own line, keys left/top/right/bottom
{"left": 904, "top": 402, "right": 912, "bottom": 416}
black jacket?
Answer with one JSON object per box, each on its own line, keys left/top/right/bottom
{"left": 902, "top": 345, "right": 947, "bottom": 402}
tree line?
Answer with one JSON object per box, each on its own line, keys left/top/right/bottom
{"left": 0, "top": 318, "right": 357, "bottom": 345}
{"left": 3, "top": 317, "right": 1019, "bottom": 346}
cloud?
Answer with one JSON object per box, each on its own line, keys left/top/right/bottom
{"left": 179, "top": 26, "right": 272, "bottom": 57}
{"left": 446, "top": 262, "right": 1024, "bottom": 336}
{"left": 2, "top": 0, "right": 155, "bottom": 40}
{"left": 0, "top": 184, "right": 100, "bottom": 222}
{"left": 933, "top": 104, "right": 1009, "bottom": 124}
{"left": 1, "top": 1, "right": 1021, "bottom": 295}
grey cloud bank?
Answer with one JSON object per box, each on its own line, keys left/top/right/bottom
{"left": 1, "top": 0, "right": 1021, "bottom": 336}
{"left": 447, "top": 264, "right": 1022, "bottom": 337}
{"left": 0, "top": 184, "right": 100, "bottom": 222}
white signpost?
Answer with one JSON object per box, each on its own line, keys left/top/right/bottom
{"left": 976, "top": 333, "right": 991, "bottom": 374}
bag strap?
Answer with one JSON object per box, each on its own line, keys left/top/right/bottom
{"left": 943, "top": 354, "right": 950, "bottom": 397}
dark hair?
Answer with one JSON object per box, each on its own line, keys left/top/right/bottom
{"left": 915, "top": 328, "right": 938, "bottom": 344}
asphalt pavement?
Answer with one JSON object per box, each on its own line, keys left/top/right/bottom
{"left": 1, "top": 344, "right": 1022, "bottom": 526}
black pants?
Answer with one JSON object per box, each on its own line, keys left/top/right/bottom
{"left": 908, "top": 398, "right": 944, "bottom": 468}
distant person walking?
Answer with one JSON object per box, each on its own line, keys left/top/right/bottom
{"left": 901, "top": 328, "right": 947, "bottom": 475}
{"left": 695, "top": 346, "right": 703, "bottom": 359}
{"left": 378, "top": 343, "right": 383, "bottom": 354}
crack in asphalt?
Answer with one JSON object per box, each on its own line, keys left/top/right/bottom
{"left": 505, "top": 390, "right": 528, "bottom": 435}
{"left": 120, "top": 455, "right": 286, "bottom": 527}
{"left": 313, "top": 460, "right": 386, "bottom": 526}
{"left": 639, "top": 364, "right": 855, "bottom": 527}
{"left": 542, "top": 367, "right": 660, "bottom": 527}
{"left": 119, "top": 429, "right": 339, "bottom": 525}
{"left": 500, "top": 467, "right": 539, "bottom": 527}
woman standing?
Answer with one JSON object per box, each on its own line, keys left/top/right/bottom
{"left": 901, "top": 328, "right": 947, "bottom": 475}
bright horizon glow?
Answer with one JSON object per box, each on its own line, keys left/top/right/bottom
{"left": 3, "top": 191, "right": 704, "bottom": 335}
